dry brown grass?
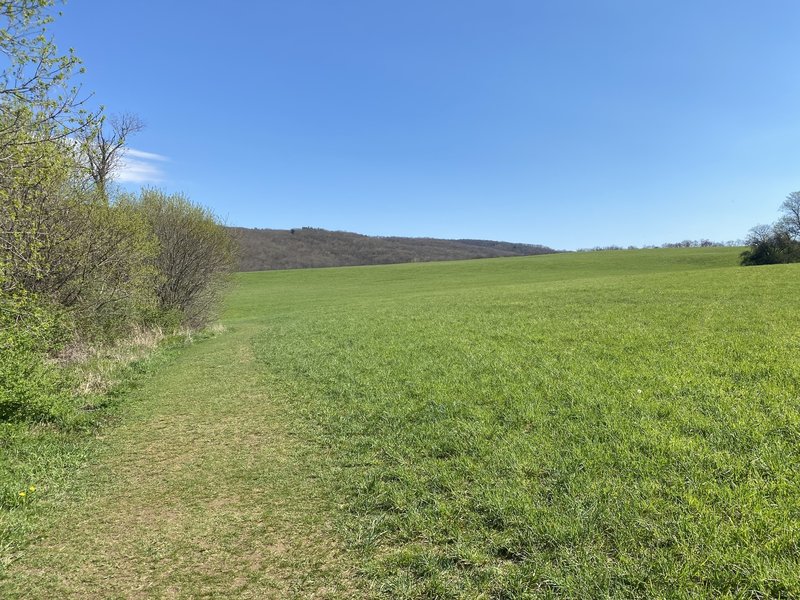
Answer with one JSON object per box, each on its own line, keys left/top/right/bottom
{"left": 55, "top": 325, "right": 224, "bottom": 397}
{"left": 65, "top": 326, "right": 166, "bottom": 395}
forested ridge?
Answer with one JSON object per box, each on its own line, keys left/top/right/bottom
{"left": 232, "top": 226, "right": 557, "bottom": 271}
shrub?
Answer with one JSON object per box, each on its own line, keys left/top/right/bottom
{"left": 0, "top": 292, "right": 69, "bottom": 422}
{"left": 742, "top": 193, "right": 800, "bottom": 266}
{"left": 0, "top": 128, "right": 158, "bottom": 422}
{"left": 1, "top": 143, "right": 160, "bottom": 341}
{"left": 740, "top": 225, "right": 800, "bottom": 266}
{"left": 0, "top": 3, "right": 235, "bottom": 425}
{"left": 130, "top": 189, "right": 237, "bottom": 326}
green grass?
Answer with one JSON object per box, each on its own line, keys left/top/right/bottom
{"left": 233, "top": 248, "right": 800, "bottom": 598}
{"left": 0, "top": 327, "right": 357, "bottom": 598}
{"left": 0, "top": 333, "right": 195, "bottom": 573}
{"left": 2, "top": 247, "right": 799, "bottom": 598}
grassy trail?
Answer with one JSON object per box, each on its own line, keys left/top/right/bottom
{"left": 0, "top": 324, "right": 356, "bottom": 598}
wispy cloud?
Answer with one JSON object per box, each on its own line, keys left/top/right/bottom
{"left": 125, "top": 148, "right": 169, "bottom": 162}
{"left": 117, "top": 147, "right": 170, "bottom": 183}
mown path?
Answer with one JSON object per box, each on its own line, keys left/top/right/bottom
{"left": 1, "top": 325, "right": 357, "bottom": 599}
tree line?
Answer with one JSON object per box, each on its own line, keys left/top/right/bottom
{"left": 1, "top": 1, "right": 236, "bottom": 422}
{"left": 578, "top": 239, "right": 742, "bottom": 252}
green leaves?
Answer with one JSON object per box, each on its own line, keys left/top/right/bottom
{"left": 0, "top": 291, "right": 69, "bottom": 422}
{"left": 1, "top": 0, "right": 96, "bottom": 157}
{"left": 126, "top": 188, "right": 238, "bottom": 326}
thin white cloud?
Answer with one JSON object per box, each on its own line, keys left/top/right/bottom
{"left": 125, "top": 148, "right": 169, "bottom": 162}
{"left": 117, "top": 147, "right": 170, "bottom": 183}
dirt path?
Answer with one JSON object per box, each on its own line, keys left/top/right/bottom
{"left": 1, "top": 326, "right": 357, "bottom": 599}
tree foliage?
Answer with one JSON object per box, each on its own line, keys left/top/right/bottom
{"left": 1, "top": 0, "right": 96, "bottom": 162}
{"left": 741, "top": 192, "right": 800, "bottom": 266}
{"left": 1, "top": 117, "right": 157, "bottom": 327}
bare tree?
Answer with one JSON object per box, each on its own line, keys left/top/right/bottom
{"left": 778, "top": 191, "right": 800, "bottom": 239}
{"left": 80, "top": 113, "right": 145, "bottom": 197}
{"left": 740, "top": 194, "right": 800, "bottom": 265}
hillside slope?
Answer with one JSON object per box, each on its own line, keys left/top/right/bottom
{"left": 230, "top": 226, "right": 557, "bottom": 271}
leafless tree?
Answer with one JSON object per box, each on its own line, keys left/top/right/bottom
{"left": 778, "top": 191, "right": 800, "bottom": 239}
{"left": 80, "top": 113, "right": 145, "bottom": 197}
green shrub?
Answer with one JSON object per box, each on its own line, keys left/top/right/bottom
{"left": 0, "top": 292, "right": 69, "bottom": 422}
{"left": 740, "top": 226, "right": 800, "bottom": 266}
{"left": 129, "top": 189, "right": 238, "bottom": 326}
{"left": 741, "top": 193, "right": 800, "bottom": 266}
{"left": 0, "top": 139, "right": 160, "bottom": 343}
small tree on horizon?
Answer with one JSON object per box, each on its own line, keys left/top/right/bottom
{"left": 777, "top": 191, "right": 800, "bottom": 239}
{"left": 741, "top": 192, "right": 800, "bottom": 265}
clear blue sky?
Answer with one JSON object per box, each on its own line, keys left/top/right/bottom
{"left": 51, "top": 1, "right": 800, "bottom": 249}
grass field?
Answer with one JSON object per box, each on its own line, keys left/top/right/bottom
{"left": 3, "top": 247, "right": 799, "bottom": 598}
{"left": 233, "top": 248, "right": 800, "bottom": 598}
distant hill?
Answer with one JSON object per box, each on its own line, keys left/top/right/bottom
{"left": 230, "top": 226, "right": 558, "bottom": 271}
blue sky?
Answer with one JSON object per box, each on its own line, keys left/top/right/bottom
{"left": 50, "top": 1, "right": 800, "bottom": 249}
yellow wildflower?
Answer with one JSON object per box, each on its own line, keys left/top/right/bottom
{"left": 29, "top": 485, "right": 35, "bottom": 492}
{"left": 18, "top": 491, "right": 26, "bottom": 497}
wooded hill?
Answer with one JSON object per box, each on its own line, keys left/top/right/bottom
{"left": 230, "top": 227, "right": 558, "bottom": 271}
